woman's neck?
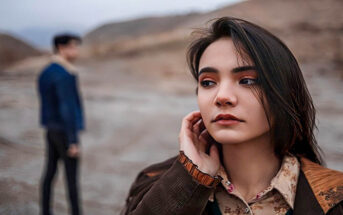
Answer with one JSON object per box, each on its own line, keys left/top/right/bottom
{"left": 221, "top": 134, "right": 281, "bottom": 202}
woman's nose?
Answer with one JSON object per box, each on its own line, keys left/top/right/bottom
{"left": 215, "top": 84, "right": 237, "bottom": 107}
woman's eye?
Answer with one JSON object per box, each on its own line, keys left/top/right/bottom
{"left": 239, "top": 78, "right": 256, "bottom": 85}
{"left": 200, "top": 80, "right": 216, "bottom": 87}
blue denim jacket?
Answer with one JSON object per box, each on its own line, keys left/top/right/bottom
{"left": 38, "top": 62, "right": 85, "bottom": 145}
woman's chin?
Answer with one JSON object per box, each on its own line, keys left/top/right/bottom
{"left": 210, "top": 131, "right": 244, "bottom": 145}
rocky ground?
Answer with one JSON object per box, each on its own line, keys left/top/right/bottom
{"left": 0, "top": 51, "right": 342, "bottom": 215}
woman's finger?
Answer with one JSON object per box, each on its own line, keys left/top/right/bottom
{"left": 198, "top": 120, "right": 206, "bottom": 135}
{"left": 179, "top": 111, "right": 201, "bottom": 150}
{"left": 198, "top": 129, "right": 210, "bottom": 152}
{"left": 181, "top": 111, "right": 201, "bottom": 135}
{"left": 193, "top": 118, "right": 203, "bottom": 137}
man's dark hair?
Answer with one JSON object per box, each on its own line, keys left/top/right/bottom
{"left": 187, "top": 17, "right": 323, "bottom": 164}
{"left": 53, "top": 33, "right": 82, "bottom": 53}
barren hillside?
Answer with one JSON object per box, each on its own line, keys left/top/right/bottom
{"left": 0, "top": 33, "right": 42, "bottom": 70}
{"left": 84, "top": 0, "right": 343, "bottom": 73}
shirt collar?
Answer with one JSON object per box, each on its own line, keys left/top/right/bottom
{"left": 209, "top": 154, "right": 300, "bottom": 209}
{"left": 271, "top": 154, "right": 300, "bottom": 209}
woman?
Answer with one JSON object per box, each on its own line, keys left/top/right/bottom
{"left": 120, "top": 17, "right": 343, "bottom": 215}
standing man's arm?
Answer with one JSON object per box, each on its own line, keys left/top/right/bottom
{"left": 55, "top": 76, "right": 80, "bottom": 157}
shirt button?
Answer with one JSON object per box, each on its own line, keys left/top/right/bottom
{"left": 244, "top": 207, "right": 250, "bottom": 214}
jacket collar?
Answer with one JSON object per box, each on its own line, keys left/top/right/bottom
{"left": 296, "top": 157, "right": 343, "bottom": 214}
{"left": 51, "top": 55, "right": 78, "bottom": 74}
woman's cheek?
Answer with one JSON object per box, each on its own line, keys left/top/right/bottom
{"left": 198, "top": 99, "right": 212, "bottom": 130}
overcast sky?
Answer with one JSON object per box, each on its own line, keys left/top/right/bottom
{"left": 1, "top": 0, "right": 241, "bottom": 33}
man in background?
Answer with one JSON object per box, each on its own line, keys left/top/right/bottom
{"left": 38, "top": 34, "right": 85, "bottom": 215}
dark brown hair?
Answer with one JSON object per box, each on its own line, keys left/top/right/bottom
{"left": 187, "top": 17, "right": 323, "bottom": 164}
{"left": 53, "top": 33, "right": 82, "bottom": 53}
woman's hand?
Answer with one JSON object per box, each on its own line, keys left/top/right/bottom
{"left": 179, "top": 111, "right": 220, "bottom": 176}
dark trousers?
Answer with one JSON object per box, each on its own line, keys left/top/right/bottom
{"left": 41, "top": 129, "right": 81, "bottom": 215}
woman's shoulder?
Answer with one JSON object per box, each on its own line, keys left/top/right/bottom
{"left": 299, "top": 157, "right": 343, "bottom": 214}
{"left": 121, "top": 155, "right": 178, "bottom": 214}
{"left": 138, "top": 155, "right": 178, "bottom": 178}
{"left": 128, "top": 155, "right": 178, "bottom": 191}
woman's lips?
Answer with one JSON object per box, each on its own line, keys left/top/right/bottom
{"left": 215, "top": 119, "right": 241, "bottom": 126}
{"left": 211, "top": 113, "right": 243, "bottom": 126}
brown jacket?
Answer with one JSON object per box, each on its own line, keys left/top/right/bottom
{"left": 121, "top": 155, "right": 343, "bottom": 215}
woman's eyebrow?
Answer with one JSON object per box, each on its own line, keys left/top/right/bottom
{"left": 198, "top": 65, "right": 256, "bottom": 76}
{"left": 232, "top": 66, "right": 257, "bottom": 73}
{"left": 198, "top": 67, "right": 219, "bottom": 76}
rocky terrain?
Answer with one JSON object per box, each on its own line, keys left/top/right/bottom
{"left": 0, "top": 0, "right": 342, "bottom": 214}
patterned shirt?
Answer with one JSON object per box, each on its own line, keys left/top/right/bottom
{"left": 209, "top": 154, "right": 300, "bottom": 215}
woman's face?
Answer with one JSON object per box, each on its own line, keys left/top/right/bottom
{"left": 197, "top": 37, "right": 271, "bottom": 145}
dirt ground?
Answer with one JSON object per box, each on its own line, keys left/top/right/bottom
{"left": 0, "top": 53, "right": 342, "bottom": 214}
